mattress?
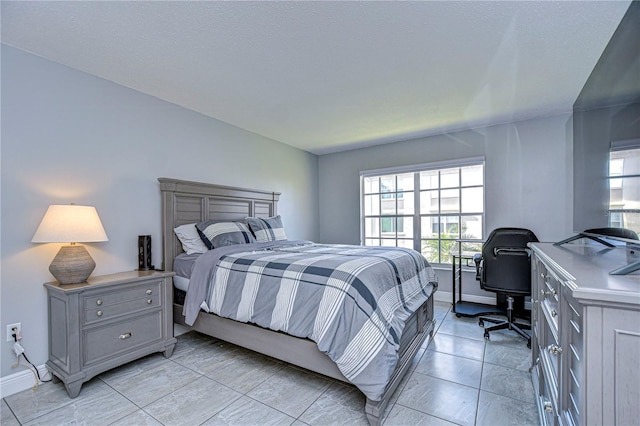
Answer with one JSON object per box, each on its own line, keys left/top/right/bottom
{"left": 173, "top": 275, "right": 190, "bottom": 292}
{"left": 173, "top": 253, "right": 200, "bottom": 279}
{"left": 173, "top": 253, "right": 208, "bottom": 310}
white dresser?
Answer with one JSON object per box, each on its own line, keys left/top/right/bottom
{"left": 529, "top": 243, "right": 640, "bottom": 426}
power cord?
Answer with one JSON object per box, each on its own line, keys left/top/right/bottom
{"left": 10, "top": 330, "right": 52, "bottom": 390}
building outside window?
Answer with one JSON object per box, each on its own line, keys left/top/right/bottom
{"left": 608, "top": 146, "right": 640, "bottom": 234}
{"left": 361, "top": 158, "right": 484, "bottom": 265}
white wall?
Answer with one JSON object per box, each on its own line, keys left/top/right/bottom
{"left": 318, "top": 114, "right": 573, "bottom": 296}
{"left": 0, "top": 44, "right": 319, "bottom": 378}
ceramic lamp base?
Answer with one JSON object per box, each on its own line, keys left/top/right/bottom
{"left": 49, "top": 245, "right": 96, "bottom": 284}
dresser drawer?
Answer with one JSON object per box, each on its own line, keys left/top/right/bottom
{"left": 534, "top": 358, "right": 559, "bottom": 426}
{"left": 540, "top": 307, "right": 561, "bottom": 388}
{"left": 83, "top": 310, "right": 163, "bottom": 366}
{"left": 538, "top": 261, "right": 560, "bottom": 332}
{"left": 83, "top": 280, "right": 162, "bottom": 325}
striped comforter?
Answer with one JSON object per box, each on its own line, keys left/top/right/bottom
{"left": 184, "top": 241, "right": 437, "bottom": 401}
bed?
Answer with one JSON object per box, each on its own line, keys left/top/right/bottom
{"left": 159, "top": 177, "right": 437, "bottom": 425}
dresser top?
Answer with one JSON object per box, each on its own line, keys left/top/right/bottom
{"left": 530, "top": 243, "right": 640, "bottom": 306}
{"left": 43, "top": 270, "right": 175, "bottom": 292}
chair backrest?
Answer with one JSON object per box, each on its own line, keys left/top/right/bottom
{"left": 480, "top": 227, "right": 539, "bottom": 296}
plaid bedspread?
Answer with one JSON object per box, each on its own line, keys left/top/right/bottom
{"left": 185, "top": 241, "right": 437, "bottom": 401}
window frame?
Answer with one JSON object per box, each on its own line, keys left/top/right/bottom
{"left": 360, "top": 157, "right": 485, "bottom": 266}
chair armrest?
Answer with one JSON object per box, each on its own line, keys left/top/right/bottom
{"left": 473, "top": 253, "right": 482, "bottom": 281}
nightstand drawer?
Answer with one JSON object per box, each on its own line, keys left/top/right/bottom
{"left": 83, "top": 281, "right": 162, "bottom": 325}
{"left": 84, "top": 311, "right": 163, "bottom": 365}
{"left": 84, "top": 279, "right": 161, "bottom": 307}
{"left": 85, "top": 296, "right": 161, "bottom": 324}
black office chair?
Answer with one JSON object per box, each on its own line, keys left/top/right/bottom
{"left": 473, "top": 227, "right": 538, "bottom": 348}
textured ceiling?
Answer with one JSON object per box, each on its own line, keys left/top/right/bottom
{"left": 1, "top": 1, "right": 632, "bottom": 154}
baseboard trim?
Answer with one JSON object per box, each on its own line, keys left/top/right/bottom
{"left": 0, "top": 364, "right": 50, "bottom": 399}
{"left": 434, "top": 291, "right": 495, "bottom": 306}
{"left": 434, "top": 291, "right": 532, "bottom": 310}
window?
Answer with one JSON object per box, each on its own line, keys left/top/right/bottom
{"left": 363, "top": 172, "right": 415, "bottom": 250}
{"left": 608, "top": 146, "right": 640, "bottom": 234}
{"left": 362, "top": 159, "right": 484, "bottom": 265}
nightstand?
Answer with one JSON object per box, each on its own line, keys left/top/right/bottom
{"left": 44, "top": 270, "right": 177, "bottom": 398}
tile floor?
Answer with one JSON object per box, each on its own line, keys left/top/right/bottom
{"left": 1, "top": 301, "right": 540, "bottom": 425}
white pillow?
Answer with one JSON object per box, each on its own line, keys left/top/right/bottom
{"left": 174, "top": 223, "right": 209, "bottom": 255}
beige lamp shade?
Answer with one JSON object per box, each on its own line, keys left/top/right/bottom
{"left": 32, "top": 205, "right": 108, "bottom": 243}
{"left": 32, "top": 205, "right": 108, "bottom": 284}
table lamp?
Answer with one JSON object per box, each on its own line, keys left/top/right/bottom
{"left": 32, "top": 204, "right": 108, "bottom": 284}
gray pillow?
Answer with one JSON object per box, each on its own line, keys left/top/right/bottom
{"left": 196, "top": 220, "right": 256, "bottom": 249}
{"left": 246, "top": 216, "right": 288, "bottom": 242}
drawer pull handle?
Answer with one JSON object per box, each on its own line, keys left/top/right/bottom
{"left": 540, "top": 272, "right": 546, "bottom": 279}
{"left": 540, "top": 289, "right": 556, "bottom": 297}
{"left": 551, "top": 310, "right": 558, "bottom": 317}
{"left": 544, "top": 401, "right": 553, "bottom": 413}
{"left": 119, "top": 332, "right": 132, "bottom": 340}
{"left": 549, "top": 345, "right": 563, "bottom": 355}
{"left": 96, "top": 310, "right": 103, "bottom": 317}
{"left": 147, "top": 299, "right": 153, "bottom": 304}
{"left": 96, "top": 299, "right": 103, "bottom": 306}
{"left": 146, "top": 289, "right": 152, "bottom": 295}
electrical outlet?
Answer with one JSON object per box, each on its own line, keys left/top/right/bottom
{"left": 6, "top": 323, "right": 21, "bottom": 342}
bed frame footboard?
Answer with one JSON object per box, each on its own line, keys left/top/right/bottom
{"left": 365, "top": 296, "right": 435, "bottom": 425}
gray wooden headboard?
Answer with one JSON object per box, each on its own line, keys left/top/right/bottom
{"left": 159, "top": 178, "right": 280, "bottom": 272}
